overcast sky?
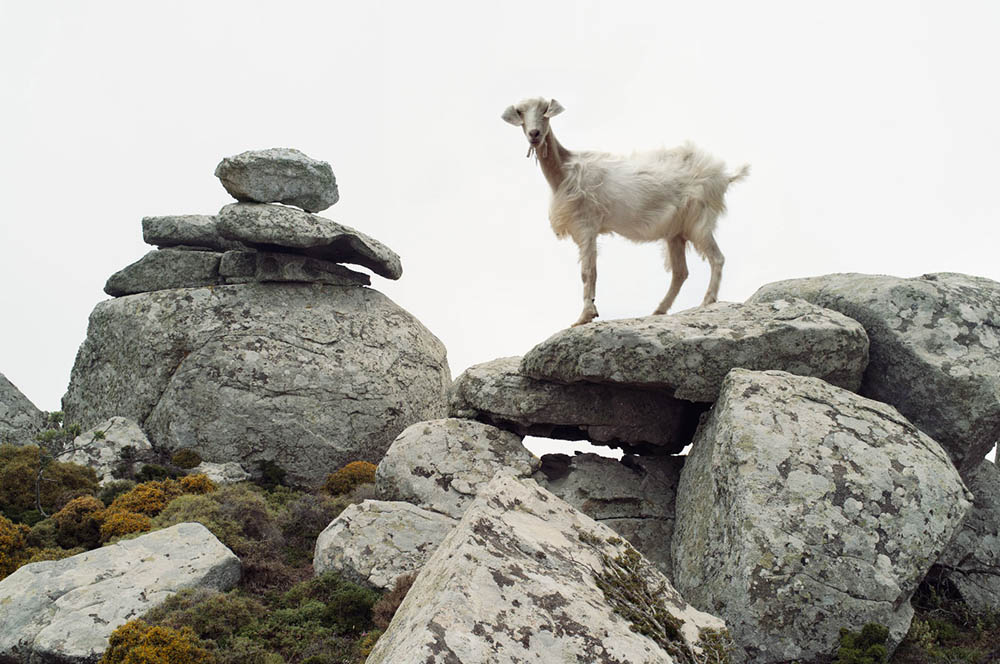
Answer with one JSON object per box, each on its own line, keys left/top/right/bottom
{"left": 1, "top": 1, "right": 997, "bottom": 462}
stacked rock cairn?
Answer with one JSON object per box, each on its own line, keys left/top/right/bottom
{"left": 104, "top": 147, "right": 402, "bottom": 297}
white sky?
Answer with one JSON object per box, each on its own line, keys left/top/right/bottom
{"left": 1, "top": 1, "right": 997, "bottom": 462}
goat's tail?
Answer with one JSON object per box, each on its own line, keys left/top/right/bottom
{"left": 728, "top": 164, "right": 751, "bottom": 184}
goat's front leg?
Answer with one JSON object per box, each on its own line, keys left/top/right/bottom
{"left": 572, "top": 235, "right": 598, "bottom": 326}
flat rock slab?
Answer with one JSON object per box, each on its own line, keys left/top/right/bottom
{"left": 533, "top": 452, "right": 683, "bottom": 579}
{"left": 219, "top": 249, "right": 371, "bottom": 287}
{"left": 375, "top": 418, "right": 539, "bottom": 519}
{"left": 672, "top": 369, "right": 972, "bottom": 663}
{"left": 64, "top": 416, "right": 153, "bottom": 485}
{"left": 936, "top": 459, "right": 1000, "bottom": 612}
{"left": 521, "top": 299, "right": 869, "bottom": 402}
{"left": 0, "top": 522, "right": 241, "bottom": 664}
{"left": 142, "top": 214, "right": 244, "bottom": 251}
{"left": 750, "top": 272, "right": 1000, "bottom": 474}
{"left": 215, "top": 147, "right": 339, "bottom": 212}
{"left": 450, "top": 357, "right": 702, "bottom": 453}
{"left": 366, "top": 474, "right": 734, "bottom": 664}
{"left": 0, "top": 372, "right": 44, "bottom": 445}
{"left": 313, "top": 500, "right": 456, "bottom": 591}
{"left": 104, "top": 248, "right": 223, "bottom": 296}
{"left": 218, "top": 202, "right": 401, "bottom": 280}
{"left": 62, "top": 283, "right": 450, "bottom": 486}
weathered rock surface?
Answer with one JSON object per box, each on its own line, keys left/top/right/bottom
{"left": 141, "top": 214, "right": 244, "bottom": 251}
{"left": 63, "top": 283, "right": 450, "bottom": 485}
{"left": 533, "top": 452, "right": 683, "bottom": 579}
{"left": 376, "top": 419, "right": 539, "bottom": 519}
{"left": 214, "top": 147, "right": 339, "bottom": 212}
{"left": 190, "top": 460, "right": 251, "bottom": 485}
{"left": 0, "top": 522, "right": 240, "bottom": 664}
{"left": 219, "top": 249, "right": 371, "bottom": 287}
{"left": 672, "top": 369, "right": 972, "bottom": 663}
{"left": 521, "top": 299, "right": 869, "bottom": 402}
{"left": 313, "top": 500, "right": 456, "bottom": 591}
{"left": 750, "top": 272, "right": 1000, "bottom": 474}
{"left": 366, "top": 474, "right": 734, "bottom": 664}
{"left": 218, "top": 203, "right": 402, "bottom": 280}
{"left": 0, "top": 372, "right": 43, "bottom": 445}
{"left": 935, "top": 459, "right": 1000, "bottom": 612}
{"left": 104, "top": 248, "right": 222, "bottom": 296}
{"left": 63, "top": 416, "right": 153, "bottom": 485}
{"left": 450, "top": 357, "right": 702, "bottom": 453}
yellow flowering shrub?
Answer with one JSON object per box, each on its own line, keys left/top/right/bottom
{"left": 179, "top": 474, "right": 216, "bottom": 495}
{"left": 100, "top": 620, "right": 216, "bottom": 664}
{"left": 109, "top": 480, "right": 185, "bottom": 517}
{"left": 323, "top": 461, "right": 377, "bottom": 496}
{"left": 0, "top": 514, "right": 30, "bottom": 579}
{"left": 99, "top": 510, "right": 152, "bottom": 543}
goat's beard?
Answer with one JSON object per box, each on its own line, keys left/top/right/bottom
{"left": 526, "top": 139, "right": 548, "bottom": 160}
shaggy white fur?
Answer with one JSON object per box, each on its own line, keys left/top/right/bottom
{"left": 503, "top": 97, "right": 749, "bottom": 327}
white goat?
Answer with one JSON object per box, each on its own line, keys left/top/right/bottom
{"left": 503, "top": 97, "right": 749, "bottom": 327}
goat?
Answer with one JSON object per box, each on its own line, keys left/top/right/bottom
{"left": 502, "top": 97, "right": 749, "bottom": 327}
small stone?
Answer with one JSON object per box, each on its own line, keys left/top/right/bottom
{"left": 189, "top": 461, "right": 251, "bottom": 485}
{"left": 142, "top": 215, "right": 244, "bottom": 251}
{"left": 104, "top": 249, "right": 222, "bottom": 296}
{"left": 215, "top": 147, "right": 339, "bottom": 212}
{"left": 219, "top": 249, "right": 370, "bottom": 287}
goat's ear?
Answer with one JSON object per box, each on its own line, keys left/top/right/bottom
{"left": 501, "top": 105, "right": 523, "bottom": 126}
{"left": 544, "top": 99, "right": 565, "bottom": 118}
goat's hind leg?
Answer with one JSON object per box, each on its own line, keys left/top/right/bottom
{"left": 572, "top": 235, "right": 599, "bottom": 326}
{"left": 652, "top": 236, "right": 688, "bottom": 315}
{"left": 700, "top": 235, "right": 725, "bottom": 306}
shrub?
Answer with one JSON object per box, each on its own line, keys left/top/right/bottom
{"left": 27, "top": 517, "right": 59, "bottom": 549}
{"left": 52, "top": 495, "right": 106, "bottom": 548}
{"left": 25, "top": 546, "right": 85, "bottom": 565}
{"left": 135, "top": 464, "right": 178, "bottom": 483}
{"left": 0, "top": 514, "right": 30, "bottom": 578}
{"left": 109, "top": 480, "right": 185, "bottom": 517}
{"left": 256, "top": 460, "right": 287, "bottom": 491}
{"left": 99, "top": 480, "right": 137, "bottom": 507}
{"left": 144, "top": 588, "right": 267, "bottom": 643}
{"left": 171, "top": 449, "right": 203, "bottom": 469}
{"left": 323, "top": 461, "right": 376, "bottom": 496}
{"left": 281, "top": 493, "right": 351, "bottom": 565}
{"left": 179, "top": 474, "right": 216, "bottom": 495}
{"left": 372, "top": 572, "right": 417, "bottom": 630}
{"left": 0, "top": 444, "right": 98, "bottom": 522}
{"left": 834, "top": 623, "right": 889, "bottom": 664}
{"left": 100, "top": 510, "right": 152, "bottom": 543}
{"left": 100, "top": 619, "right": 216, "bottom": 664}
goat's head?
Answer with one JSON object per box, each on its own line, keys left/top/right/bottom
{"left": 502, "top": 97, "right": 564, "bottom": 157}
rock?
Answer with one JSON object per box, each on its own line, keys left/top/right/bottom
{"left": 365, "top": 473, "right": 735, "bottom": 664}
{"left": 935, "top": 459, "right": 1000, "bottom": 612}
{"left": 62, "top": 416, "right": 153, "bottom": 485}
{"left": 533, "top": 452, "right": 683, "bottom": 579}
{"left": 219, "top": 249, "right": 371, "bottom": 287}
{"left": 0, "top": 372, "right": 44, "bottom": 445}
{"left": 104, "top": 248, "right": 222, "bottom": 296}
{"left": 672, "top": 369, "right": 972, "bottom": 663}
{"left": 0, "top": 522, "right": 240, "bottom": 664}
{"left": 217, "top": 202, "right": 402, "bottom": 280}
{"left": 141, "top": 214, "right": 244, "bottom": 251}
{"left": 190, "top": 460, "right": 251, "bottom": 485}
{"left": 313, "top": 500, "right": 456, "bottom": 591}
{"left": 450, "top": 357, "right": 703, "bottom": 453}
{"left": 749, "top": 272, "right": 1000, "bottom": 474}
{"left": 214, "top": 147, "right": 339, "bottom": 212}
{"left": 62, "top": 283, "right": 450, "bottom": 486}
{"left": 521, "top": 299, "right": 869, "bottom": 402}
{"left": 375, "top": 419, "right": 539, "bottom": 519}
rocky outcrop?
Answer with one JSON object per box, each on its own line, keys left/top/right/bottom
{"left": 190, "top": 460, "right": 251, "bottom": 485}
{"left": 218, "top": 202, "right": 402, "bottom": 280}
{"left": 0, "top": 522, "right": 240, "bottom": 664}
{"left": 935, "top": 459, "right": 1000, "bottom": 612}
{"left": 750, "top": 272, "right": 1000, "bottom": 474}
{"left": 375, "top": 419, "right": 539, "bottom": 519}
{"left": 104, "top": 248, "right": 223, "bottom": 296}
{"left": 521, "top": 299, "right": 869, "bottom": 401}
{"left": 63, "top": 283, "right": 450, "bottom": 485}
{"left": 365, "top": 473, "right": 736, "bottom": 664}
{"left": 142, "top": 214, "right": 243, "bottom": 251}
{"left": 215, "top": 147, "right": 339, "bottom": 212}
{"left": 0, "top": 372, "right": 44, "bottom": 445}
{"left": 533, "top": 452, "right": 683, "bottom": 579}
{"left": 63, "top": 416, "right": 153, "bottom": 485}
{"left": 313, "top": 500, "right": 456, "bottom": 591}
{"left": 672, "top": 369, "right": 972, "bottom": 663}
{"left": 450, "top": 357, "right": 702, "bottom": 453}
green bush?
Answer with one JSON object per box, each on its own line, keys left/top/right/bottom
{"left": 0, "top": 444, "right": 98, "bottom": 522}
{"left": 834, "top": 623, "right": 889, "bottom": 664}
{"left": 52, "top": 495, "right": 105, "bottom": 549}
{"left": 322, "top": 461, "right": 376, "bottom": 496}
{"left": 135, "top": 464, "right": 179, "bottom": 483}
{"left": 256, "top": 460, "right": 288, "bottom": 491}
{"left": 99, "top": 480, "right": 137, "bottom": 507}
{"left": 170, "top": 449, "right": 203, "bottom": 470}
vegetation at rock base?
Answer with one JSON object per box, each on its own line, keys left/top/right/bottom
{"left": 372, "top": 572, "right": 417, "bottom": 630}
{"left": 170, "top": 448, "right": 203, "bottom": 469}
{"left": 0, "top": 443, "right": 98, "bottom": 524}
{"left": 100, "top": 620, "right": 216, "bottom": 664}
{"left": 835, "top": 623, "right": 889, "bottom": 664}
{"left": 323, "top": 461, "right": 377, "bottom": 496}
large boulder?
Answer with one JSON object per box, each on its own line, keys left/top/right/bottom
{"left": 0, "top": 372, "right": 44, "bottom": 445}
{"left": 62, "top": 282, "right": 450, "bottom": 485}
{"left": 672, "top": 369, "right": 972, "bottom": 663}
{"left": 376, "top": 419, "right": 539, "bottom": 518}
{"left": 749, "top": 272, "right": 1000, "bottom": 474}
{"left": 365, "top": 474, "right": 736, "bottom": 664}
{"left": 142, "top": 214, "right": 244, "bottom": 251}
{"left": 533, "top": 452, "right": 683, "bottom": 579}
{"left": 63, "top": 416, "right": 154, "bottom": 485}
{"left": 935, "top": 459, "right": 1000, "bottom": 612}
{"left": 313, "top": 500, "right": 456, "bottom": 591}
{"left": 214, "top": 147, "right": 339, "bottom": 212}
{"left": 218, "top": 202, "right": 402, "bottom": 280}
{"left": 0, "top": 522, "right": 240, "bottom": 664}
{"left": 521, "top": 299, "right": 868, "bottom": 402}
{"left": 450, "top": 357, "right": 702, "bottom": 453}
{"left": 104, "top": 248, "right": 223, "bottom": 296}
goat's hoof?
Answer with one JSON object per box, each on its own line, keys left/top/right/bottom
{"left": 571, "top": 312, "right": 598, "bottom": 327}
